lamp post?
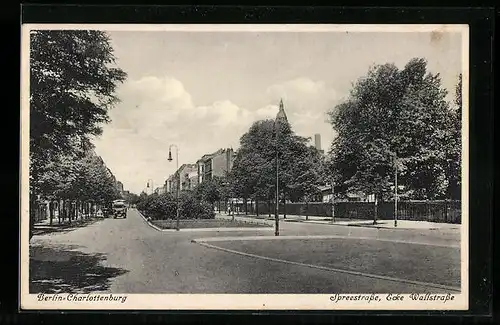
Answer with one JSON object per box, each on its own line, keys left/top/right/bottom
{"left": 331, "top": 178, "right": 335, "bottom": 223}
{"left": 168, "top": 144, "right": 180, "bottom": 231}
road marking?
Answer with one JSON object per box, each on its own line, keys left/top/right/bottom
{"left": 195, "top": 241, "right": 461, "bottom": 293}
{"left": 193, "top": 235, "right": 460, "bottom": 249}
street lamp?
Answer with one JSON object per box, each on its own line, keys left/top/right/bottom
{"left": 393, "top": 153, "right": 399, "bottom": 228}
{"left": 331, "top": 178, "right": 335, "bottom": 223}
{"left": 168, "top": 144, "right": 180, "bottom": 231}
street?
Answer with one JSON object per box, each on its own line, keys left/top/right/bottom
{"left": 29, "top": 209, "right": 461, "bottom": 294}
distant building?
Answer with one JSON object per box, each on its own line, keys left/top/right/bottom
{"left": 196, "top": 148, "right": 235, "bottom": 183}
{"left": 166, "top": 175, "right": 175, "bottom": 193}
{"left": 171, "top": 164, "right": 198, "bottom": 191}
{"left": 154, "top": 187, "right": 165, "bottom": 195}
{"left": 116, "top": 181, "right": 124, "bottom": 193}
{"left": 318, "top": 185, "right": 369, "bottom": 202}
{"left": 186, "top": 170, "right": 198, "bottom": 190}
{"left": 314, "top": 133, "right": 325, "bottom": 155}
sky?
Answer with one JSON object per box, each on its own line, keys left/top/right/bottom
{"left": 91, "top": 28, "right": 464, "bottom": 194}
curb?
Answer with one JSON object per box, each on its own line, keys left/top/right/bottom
{"left": 137, "top": 210, "right": 273, "bottom": 233}
{"left": 191, "top": 235, "right": 461, "bottom": 248}
{"left": 137, "top": 210, "right": 164, "bottom": 231}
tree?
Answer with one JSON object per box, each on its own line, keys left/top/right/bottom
{"left": 230, "top": 117, "right": 324, "bottom": 216}
{"left": 443, "top": 73, "right": 462, "bottom": 199}
{"left": 194, "top": 177, "right": 221, "bottom": 206}
{"left": 328, "top": 58, "right": 460, "bottom": 220}
{"left": 29, "top": 30, "right": 126, "bottom": 237}
{"left": 125, "top": 192, "right": 141, "bottom": 206}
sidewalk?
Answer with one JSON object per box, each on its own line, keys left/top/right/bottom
{"left": 215, "top": 213, "right": 460, "bottom": 230}
{"left": 32, "top": 216, "right": 104, "bottom": 236}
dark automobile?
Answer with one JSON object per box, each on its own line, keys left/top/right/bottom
{"left": 112, "top": 200, "right": 127, "bottom": 219}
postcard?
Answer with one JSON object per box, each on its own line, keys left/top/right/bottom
{"left": 20, "top": 23, "right": 468, "bottom": 310}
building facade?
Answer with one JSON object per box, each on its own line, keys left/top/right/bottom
{"left": 196, "top": 148, "right": 235, "bottom": 183}
{"left": 314, "top": 133, "right": 325, "bottom": 155}
{"left": 171, "top": 164, "right": 198, "bottom": 191}
{"left": 166, "top": 175, "right": 175, "bottom": 193}
{"left": 154, "top": 186, "right": 165, "bottom": 195}
{"left": 116, "top": 181, "right": 124, "bottom": 193}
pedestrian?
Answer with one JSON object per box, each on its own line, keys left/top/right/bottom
{"left": 227, "top": 206, "right": 232, "bottom": 216}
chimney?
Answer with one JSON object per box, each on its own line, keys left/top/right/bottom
{"left": 314, "top": 134, "right": 322, "bottom": 151}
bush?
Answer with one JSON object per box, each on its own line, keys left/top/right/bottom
{"left": 137, "top": 192, "right": 215, "bottom": 220}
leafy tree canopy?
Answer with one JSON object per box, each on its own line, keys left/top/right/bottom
{"left": 30, "top": 30, "right": 127, "bottom": 190}
{"left": 328, "top": 58, "right": 461, "bottom": 200}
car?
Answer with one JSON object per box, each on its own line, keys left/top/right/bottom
{"left": 112, "top": 199, "right": 127, "bottom": 219}
{"left": 102, "top": 206, "right": 112, "bottom": 218}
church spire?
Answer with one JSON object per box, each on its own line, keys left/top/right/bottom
{"left": 276, "top": 98, "right": 288, "bottom": 123}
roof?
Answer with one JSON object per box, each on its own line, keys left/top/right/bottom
{"left": 197, "top": 148, "right": 231, "bottom": 163}
{"left": 175, "top": 163, "right": 197, "bottom": 175}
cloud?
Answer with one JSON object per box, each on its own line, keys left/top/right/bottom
{"left": 93, "top": 75, "right": 337, "bottom": 194}
{"left": 265, "top": 77, "right": 339, "bottom": 149}
{"left": 266, "top": 77, "right": 340, "bottom": 115}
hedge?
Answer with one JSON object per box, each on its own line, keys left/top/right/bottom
{"left": 137, "top": 192, "right": 215, "bottom": 220}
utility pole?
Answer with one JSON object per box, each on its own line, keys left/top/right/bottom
{"left": 168, "top": 145, "right": 180, "bottom": 231}
{"left": 274, "top": 98, "right": 288, "bottom": 237}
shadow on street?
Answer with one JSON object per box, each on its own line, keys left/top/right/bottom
{"left": 32, "top": 218, "right": 104, "bottom": 236}
{"left": 30, "top": 244, "right": 128, "bottom": 293}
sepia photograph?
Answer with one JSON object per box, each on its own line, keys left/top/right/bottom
{"left": 20, "top": 24, "right": 468, "bottom": 310}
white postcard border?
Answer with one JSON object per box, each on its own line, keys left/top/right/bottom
{"left": 20, "top": 23, "right": 470, "bottom": 311}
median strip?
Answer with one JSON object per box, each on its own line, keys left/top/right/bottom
{"left": 193, "top": 235, "right": 461, "bottom": 249}
{"left": 193, "top": 240, "right": 461, "bottom": 293}
{"left": 137, "top": 210, "right": 273, "bottom": 232}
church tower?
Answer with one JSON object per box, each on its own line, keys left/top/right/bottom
{"left": 276, "top": 98, "right": 288, "bottom": 123}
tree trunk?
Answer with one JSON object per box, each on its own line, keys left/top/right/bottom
{"left": 244, "top": 198, "right": 248, "bottom": 215}
{"left": 64, "top": 201, "right": 71, "bottom": 225}
{"left": 29, "top": 195, "right": 36, "bottom": 240}
{"left": 231, "top": 200, "right": 235, "bottom": 221}
{"left": 57, "top": 200, "right": 61, "bottom": 224}
{"left": 69, "top": 201, "right": 74, "bottom": 222}
{"left": 256, "top": 198, "right": 259, "bottom": 216}
{"left": 268, "top": 198, "right": 271, "bottom": 218}
{"left": 49, "top": 200, "right": 54, "bottom": 226}
{"left": 373, "top": 194, "right": 378, "bottom": 225}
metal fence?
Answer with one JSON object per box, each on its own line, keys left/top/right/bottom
{"left": 219, "top": 200, "right": 461, "bottom": 224}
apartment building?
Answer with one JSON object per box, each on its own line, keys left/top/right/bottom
{"left": 168, "top": 164, "right": 198, "bottom": 192}
{"left": 196, "top": 148, "right": 235, "bottom": 183}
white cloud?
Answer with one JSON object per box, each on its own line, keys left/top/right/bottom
{"left": 266, "top": 77, "right": 340, "bottom": 116}
{"left": 93, "top": 75, "right": 338, "bottom": 194}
